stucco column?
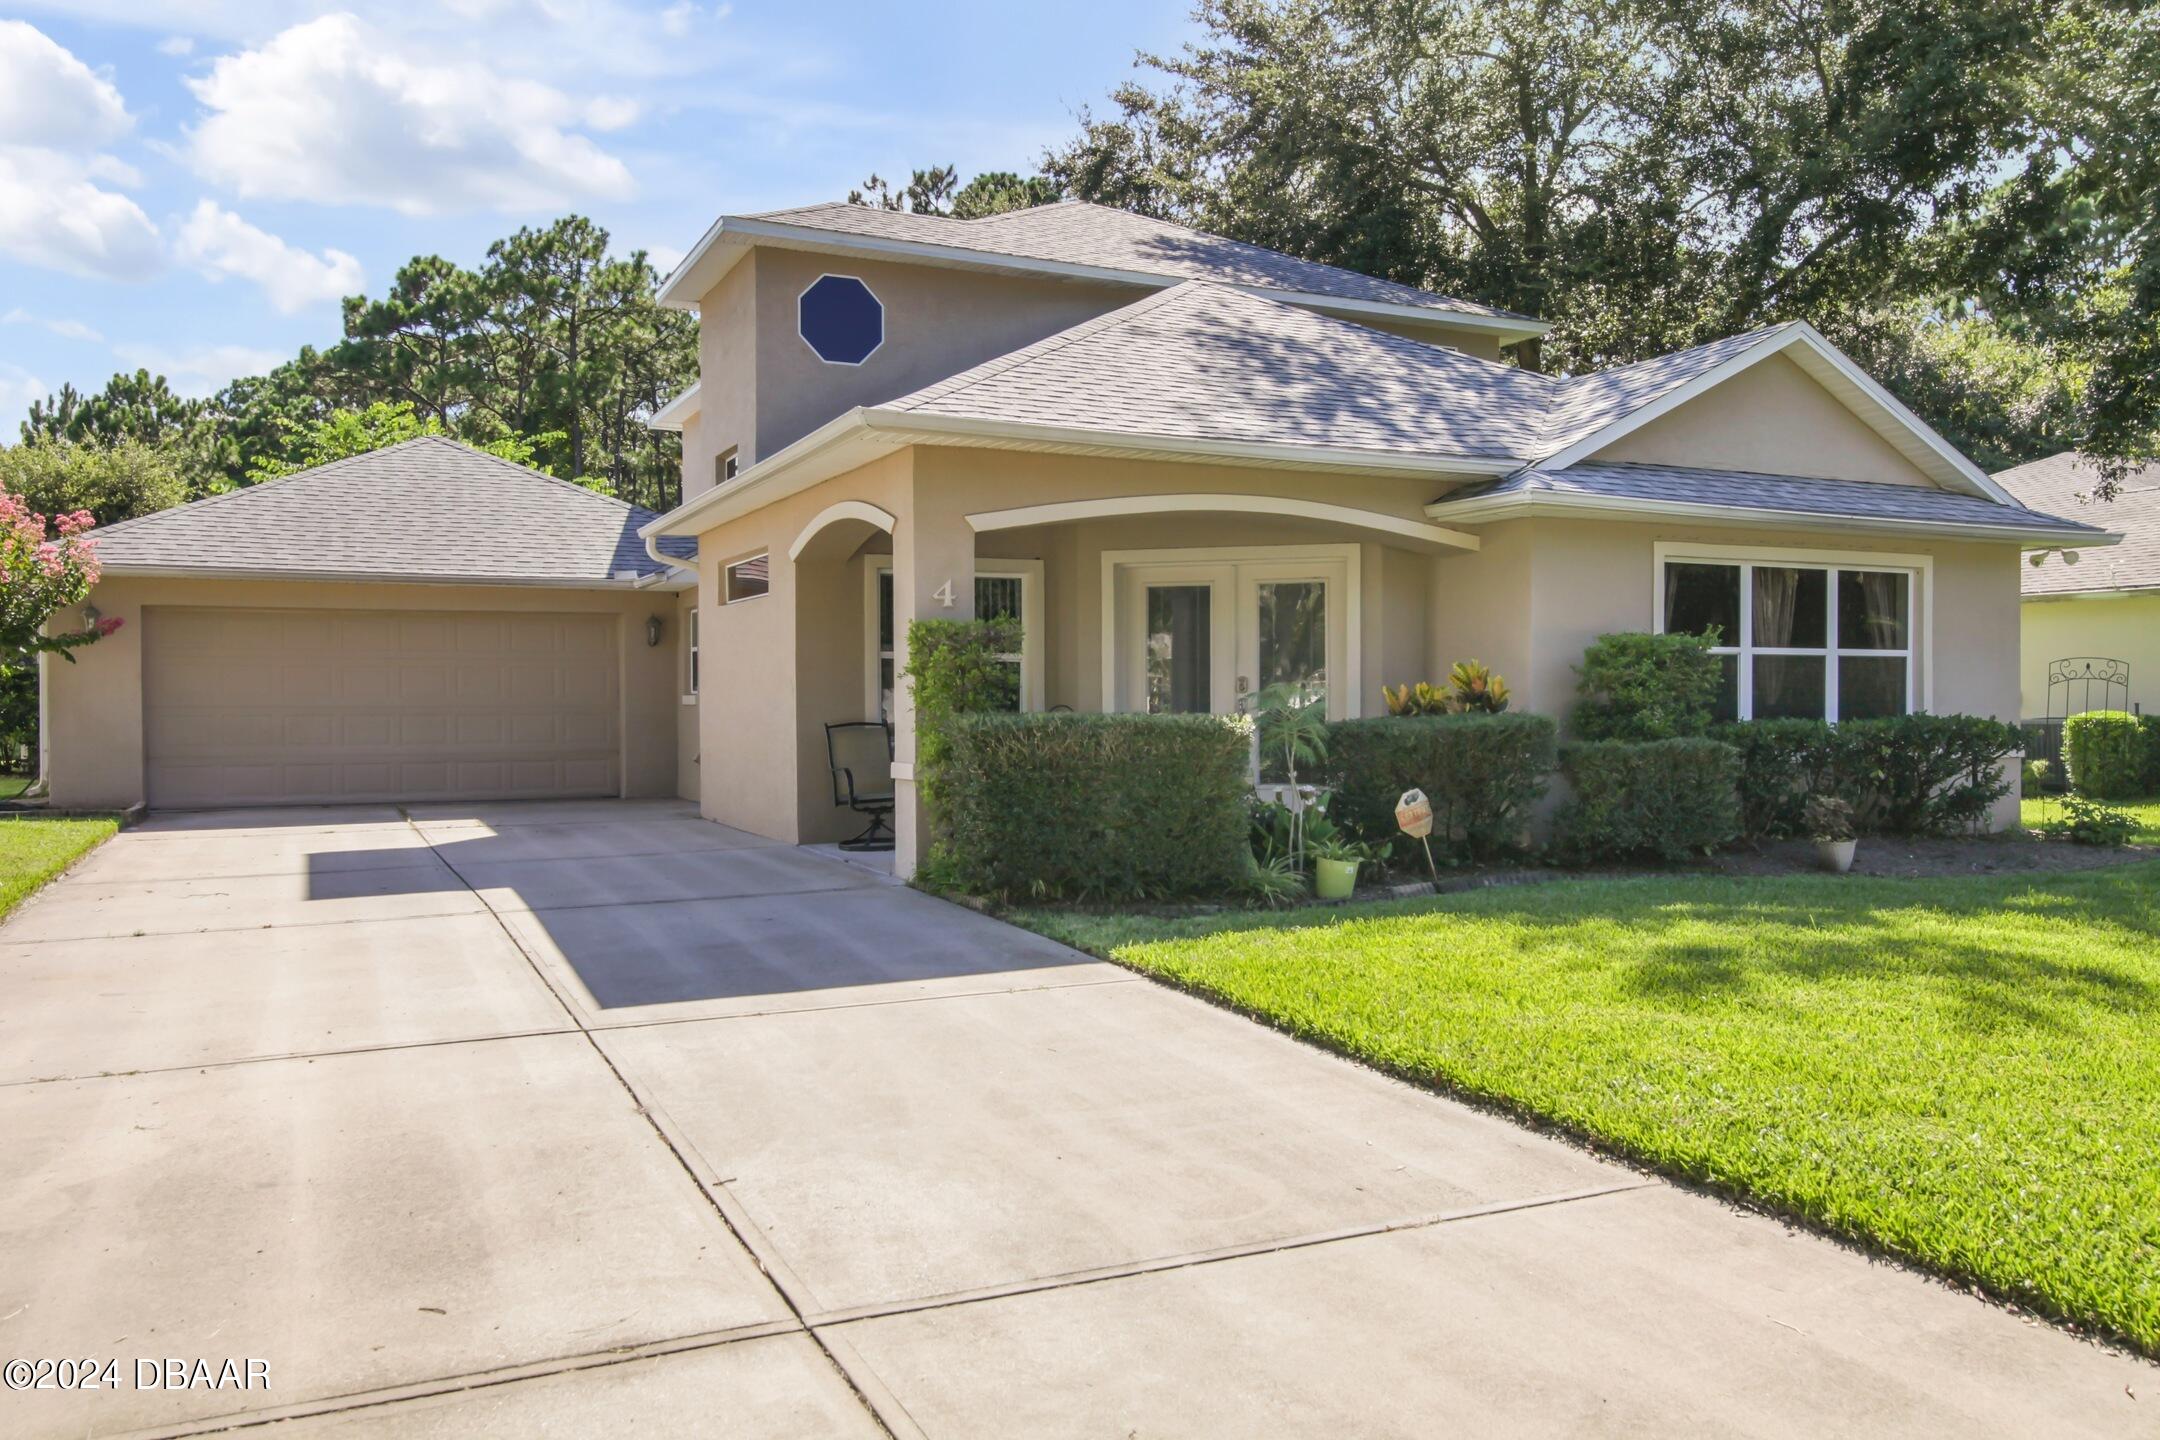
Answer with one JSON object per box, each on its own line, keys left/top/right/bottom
{"left": 890, "top": 477, "right": 976, "bottom": 879}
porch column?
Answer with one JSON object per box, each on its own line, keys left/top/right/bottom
{"left": 890, "top": 485, "right": 976, "bottom": 880}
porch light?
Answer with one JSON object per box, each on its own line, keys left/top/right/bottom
{"left": 645, "top": 615, "right": 664, "bottom": 647}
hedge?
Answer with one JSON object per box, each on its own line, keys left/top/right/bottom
{"left": 1323, "top": 712, "right": 1555, "bottom": 860}
{"left": 1554, "top": 738, "right": 1741, "bottom": 863}
{"left": 1710, "top": 719, "right": 1840, "bottom": 840}
{"left": 940, "top": 711, "right": 1253, "bottom": 900}
{"left": 2064, "top": 710, "right": 2154, "bottom": 800}
{"left": 1835, "top": 714, "right": 2021, "bottom": 835}
{"left": 1572, "top": 631, "right": 1725, "bottom": 741}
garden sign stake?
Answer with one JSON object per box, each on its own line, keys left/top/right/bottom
{"left": 1395, "top": 788, "right": 1438, "bottom": 884}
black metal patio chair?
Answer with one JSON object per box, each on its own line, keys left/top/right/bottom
{"left": 825, "top": 720, "right": 896, "bottom": 851}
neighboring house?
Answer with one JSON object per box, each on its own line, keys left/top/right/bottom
{"left": 47, "top": 200, "right": 2110, "bottom": 873}
{"left": 1995, "top": 452, "right": 2160, "bottom": 721}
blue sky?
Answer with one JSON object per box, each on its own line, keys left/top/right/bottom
{"left": 0, "top": 1, "right": 1196, "bottom": 429}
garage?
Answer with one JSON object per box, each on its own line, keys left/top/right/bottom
{"left": 142, "top": 607, "right": 622, "bottom": 807}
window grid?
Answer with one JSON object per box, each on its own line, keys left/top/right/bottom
{"left": 1674, "top": 560, "right": 1913, "bottom": 723}
{"left": 874, "top": 569, "right": 1031, "bottom": 719}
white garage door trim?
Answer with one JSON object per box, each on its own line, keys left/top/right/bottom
{"left": 142, "top": 606, "right": 623, "bottom": 807}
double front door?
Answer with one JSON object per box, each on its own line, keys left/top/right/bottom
{"left": 1112, "top": 550, "right": 1350, "bottom": 720}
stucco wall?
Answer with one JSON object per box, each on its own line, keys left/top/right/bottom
{"left": 683, "top": 253, "right": 759, "bottom": 501}
{"left": 45, "top": 576, "right": 683, "bottom": 811}
{"left": 1591, "top": 353, "right": 1935, "bottom": 487}
{"left": 2019, "top": 593, "right": 2160, "bottom": 718}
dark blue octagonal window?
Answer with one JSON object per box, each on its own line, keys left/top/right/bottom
{"left": 798, "top": 274, "right": 884, "bottom": 366}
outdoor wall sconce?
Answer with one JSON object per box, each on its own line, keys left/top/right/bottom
{"left": 2028, "top": 548, "right": 2081, "bottom": 568}
{"left": 645, "top": 615, "right": 664, "bottom": 647}
{"left": 82, "top": 603, "right": 102, "bottom": 625}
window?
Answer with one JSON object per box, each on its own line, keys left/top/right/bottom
{"left": 715, "top": 447, "right": 738, "bottom": 486}
{"left": 870, "top": 567, "right": 1037, "bottom": 721}
{"left": 724, "top": 553, "right": 769, "bottom": 604}
{"left": 685, "top": 605, "right": 699, "bottom": 696}
{"left": 798, "top": 275, "right": 884, "bottom": 365}
{"left": 1660, "top": 555, "right": 1914, "bottom": 722}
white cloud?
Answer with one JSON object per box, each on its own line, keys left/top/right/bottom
{"left": 0, "top": 146, "right": 161, "bottom": 281}
{"left": 1, "top": 308, "right": 104, "bottom": 343}
{"left": 0, "top": 362, "right": 50, "bottom": 421}
{"left": 111, "top": 341, "right": 287, "bottom": 397}
{"left": 173, "top": 200, "right": 363, "bottom": 313}
{"left": 156, "top": 35, "right": 194, "bottom": 57}
{"left": 0, "top": 20, "right": 131, "bottom": 149}
{"left": 183, "top": 14, "right": 638, "bottom": 216}
{"left": 643, "top": 242, "right": 686, "bottom": 275}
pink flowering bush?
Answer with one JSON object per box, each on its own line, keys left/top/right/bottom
{"left": 2, "top": 484, "right": 122, "bottom": 664}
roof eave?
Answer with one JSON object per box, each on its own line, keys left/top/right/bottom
{"left": 1422, "top": 489, "right": 2124, "bottom": 547}
{"left": 94, "top": 565, "right": 671, "bottom": 589}
{"left": 655, "top": 214, "right": 1548, "bottom": 340}
{"left": 647, "top": 382, "right": 701, "bottom": 432}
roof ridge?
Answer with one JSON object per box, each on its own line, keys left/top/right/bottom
{"left": 85, "top": 438, "right": 437, "bottom": 539}
{"left": 417, "top": 435, "right": 660, "bottom": 521}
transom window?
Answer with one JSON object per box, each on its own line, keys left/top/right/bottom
{"left": 1661, "top": 557, "right": 1914, "bottom": 722}
{"left": 724, "top": 553, "right": 769, "bottom": 604}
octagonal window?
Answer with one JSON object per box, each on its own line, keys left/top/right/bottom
{"left": 798, "top": 275, "right": 884, "bottom": 366}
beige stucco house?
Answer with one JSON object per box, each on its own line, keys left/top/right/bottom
{"left": 1995, "top": 453, "right": 2158, "bottom": 721}
{"left": 47, "top": 201, "right": 2110, "bottom": 874}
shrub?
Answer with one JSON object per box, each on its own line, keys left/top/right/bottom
{"left": 1710, "top": 719, "right": 1840, "bottom": 839}
{"left": 2064, "top": 710, "right": 2150, "bottom": 800}
{"left": 2144, "top": 715, "right": 2160, "bottom": 794}
{"left": 941, "top": 711, "right": 1253, "bottom": 900}
{"left": 1572, "top": 631, "right": 1724, "bottom": 740}
{"left": 1553, "top": 738, "right": 1741, "bottom": 863}
{"left": 2034, "top": 795, "right": 2136, "bottom": 847}
{"left": 1837, "top": 714, "right": 2021, "bottom": 835}
{"left": 1803, "top": 793, "right": 1856, "bottom": 841}
{"left": 1323, "top": 712, "right": 1556, "bottom": 860}
{"left": 1381, "top": 660, "right": 1513, "bottom": 717}
{"left": 2023, "top": 757, "right": 2054, "bottom": 796}
{"left": 902, "top": 617, "right": 1023, "bottom": 842}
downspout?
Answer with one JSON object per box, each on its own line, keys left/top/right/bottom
{"left": 636, "top": 529, "right": 694, "bottom": 588}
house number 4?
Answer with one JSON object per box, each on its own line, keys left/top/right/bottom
{"left": 932, "top": 579, "right": 956, "bottom": 608}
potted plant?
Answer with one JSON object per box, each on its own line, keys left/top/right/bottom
{"left": 1309, "top": 832, "right": 1377, "bottom": 900}
{"left": 1805, "top": 794, "right": 1858, "bottom": 873}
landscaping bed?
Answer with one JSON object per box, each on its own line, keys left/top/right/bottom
{"left": 0, "top": 815, "right": 117, "bottom": 922}
{"left": 1009, "top": 862, "right": 2160, "bottom": 1356}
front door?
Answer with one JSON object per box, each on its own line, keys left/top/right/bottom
{"left": 1112, "top": 552, "right": 1349, "bottom": 719}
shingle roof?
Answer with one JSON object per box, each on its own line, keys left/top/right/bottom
{"left": 1994, "top": 452, "right": 2160, "bottom": 595}
{"left": 1428, "top": 460, "right": 2108, "bottom": 538}
{"left": 743, "top": 200, "right": 1529, "bottom": 322}
{"left": 91, "top": 437, "right": 695, "bottom": 584}
{"left": 878, "top": 282, "right": 1554, "bottom": 463}
{"left": 1535, "top": 327, "right": 1788, "bottom": 455}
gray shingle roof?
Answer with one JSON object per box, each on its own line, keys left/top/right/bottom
{"left": 744, "top": 200, "right": 1529, "bottom": 322}
{"left": 1994, "top": 452, "right": 2160, "bottom": 595}
{"left": 92, "top": 437, "right": 695, "bottom": 584}
{"left": 1429, "top": 460, "right": 2109, "bottom": 538}
{"left": 1535, "top": 327, "right": 1787, "bottom": 454}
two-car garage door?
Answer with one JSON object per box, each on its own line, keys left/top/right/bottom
{"left": 142, "top": 607, "right": 621, "bottom": 807}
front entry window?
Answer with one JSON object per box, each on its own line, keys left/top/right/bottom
{"left": 871, "top": 567, "right": 1037, "bottom": 721}
{"left": 1255, "top": 579, "right": 1327, "bottom": 707}
{"left": 1146, "top": 585, "right": 1214, "bottom": 713}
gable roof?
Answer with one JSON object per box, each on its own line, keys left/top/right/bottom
{"left": 1426, "top": 461, "right": 2111, "bottom": 545}
{"left": 1995, "top": 452, "right": 2160, "bottom": 596}
{"left": 657, "top": 199, "right": 1545, "bottom": 341}
{"left": 646, "top": 281, "right": 2056, "bottom": 544}
{"left": 91, "top": 437, "right": 694, "bottom": 587}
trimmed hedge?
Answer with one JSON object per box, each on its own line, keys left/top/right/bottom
{"left": 1572, "top": 631, "right": 1725, "bottom": 741}
{"left": 1554, "top": 739, "right": 1741, "bottom": 863}
{"left": 941, "top": 711, "right": 1253, "bottom": 900}
{"left": 1323, "top": 712, "right": 1555, "bottom": 860}
{"left": 1837, "top": 714, "right": 2021, "bottom": 835}
{"left": 2064, "top": 710, "right": 2154, "bottom": 800}
{"left": 1710, "top": 718, "right": 1840, "bottom": 840}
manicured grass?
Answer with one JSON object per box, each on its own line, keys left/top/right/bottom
{"left": 0, "top": 816, "right": 117, "bottom": 921}
{"left": 0, "top": 775, "right": 28, "bottom": 800}
{"left": 2023, "top": 794, "right": 2160, "bottom": 843}
{"left": 1013, "top": 863, "right": 2160, "bottom": 1354}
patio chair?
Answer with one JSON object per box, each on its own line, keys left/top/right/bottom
{"left": 826, "top": 720, "right": 896, "bottom": 851}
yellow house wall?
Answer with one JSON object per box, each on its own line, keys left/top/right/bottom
{"left": 1591, "top": 354, "right": 1936, "bottom": 487}
{"left": 44, "top": 576, "right": 682, "bottom": 811}
{"left": 2019, "top": 593, "right": 2160, "bottom": 718}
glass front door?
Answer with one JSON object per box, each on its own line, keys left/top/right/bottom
{"left": 1115, "top": 554, "right": 1346, "bottom": 719}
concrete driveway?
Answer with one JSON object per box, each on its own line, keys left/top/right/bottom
{"left": 1, "top": 800, "right": 2148, "bottom": 1437}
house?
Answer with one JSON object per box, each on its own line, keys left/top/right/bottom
{"left": 46, "top": 200, "right": 2110, "bottom": 874}
{"left": 1994, "top": 452, "right": 2159, "bottom": 721}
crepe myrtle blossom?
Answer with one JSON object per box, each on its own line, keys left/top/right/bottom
{"left": 2, "top": 485, "right": 121, "bottom": 663}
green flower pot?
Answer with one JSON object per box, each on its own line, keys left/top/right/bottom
{"left": 1314, "top": 857, "right": 1360, "bottom": 900}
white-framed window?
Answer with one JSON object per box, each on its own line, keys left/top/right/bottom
{"left": 684, "top": 604, "right": 699, "bottom": 698}
{"left": 867, "top": 563, "right": 1043, "bottom": 721}
{"left": 715, "top": 447, "right": 739, "bottom": 487}
{"left": 1655, "top": 544, "right": 1924, "bottom": 722}
{"left": 724, "top": 553, "right": 769, "bottom": 604}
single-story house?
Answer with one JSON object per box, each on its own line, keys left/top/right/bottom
{"left": 47, "top": 200, "right": 2113, "bottom": 874}
{"left": 1994, "top": 452, "right": 2159, "bottom": 720}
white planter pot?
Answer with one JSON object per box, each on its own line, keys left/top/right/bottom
{"left": 1815, "top": 838, "right": 1857, "bottom": 874}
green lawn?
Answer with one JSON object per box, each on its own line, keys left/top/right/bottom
{"left": 0, "top": 816, "right": 117, "bottom": 921}
{"left": 2023, "top": 794, "right": 2160, "bottom": 843}
{"left": 1013, "top": 863, "right": 2160, "bottom": 1355}
{"left": 0, "top": 775, "right": 28, "bottom": 800}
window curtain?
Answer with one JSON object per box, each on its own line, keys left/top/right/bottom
{"left": 1754, "top": 567, "right": 1799, "bottom": 647}
{"left": 1854, "top": 571, "right": 1902, "bottom": 648}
